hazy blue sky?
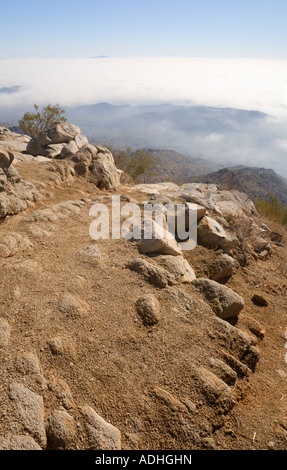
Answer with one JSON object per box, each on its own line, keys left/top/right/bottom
{"left": 1, "top": 0, "right": 287, "bottom": 58}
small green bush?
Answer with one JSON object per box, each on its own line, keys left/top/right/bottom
{"left": 19, "top": 104, "right": 67, "bottom": 137}
{"left": 255, "top": 194, "right": 287, "bottom": 226}
{"left": 111, "top": 147, "right": 158, "bottom": 183}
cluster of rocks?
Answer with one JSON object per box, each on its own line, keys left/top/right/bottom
{"left": 0, "top": 127, "right": 30, "bottom": 153}
{"left": 0, "top": 318, "right": 121, "bottom": 451}
{"left": 0, "top": 122, "right": 122, "bottom": 220}
{"left": 0, "top": 131, "right": 40, "bottom": 219}
{"left": 26, "top": 121, "right": 88, "bottom": 158}
{"left": 122, "top": 182, "right": 267, "bottom": 365}
{"left": 26, "top": 121, "right": 121, "bottom": 189}
{"left": 130, "top": 182, "right": 272, "bottom": 262}
{"left": 133, "top": 284, "right": 262, "bottom": 443}
{"left": 70, "top": 144, "right": 121, "bottom": 190}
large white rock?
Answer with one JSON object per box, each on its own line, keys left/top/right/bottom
{"left": 90, "top": 150, "right": 121, "bottom": 190}
{"left": 197, "top": 216, "right": 237, "bottom": 250}
{"left": 26, "top": 122, "right": 81, "bottom": 156}
{"left": 59, "top": 140, "right": 79, "bottom": 158}
{"left": 214, "top": 190, "right": 258, "bottom": 218}
{"left": 72, "top": 145, "right": 120, "bottom": 190}
{"left": 43, "top": 143, "right": 66, "bottom": 158}
{"left": 0, "top": 127, "right": 30, "bottom": 143}
{"left": 138, "top": 219, "right": 182, "bottom": 256}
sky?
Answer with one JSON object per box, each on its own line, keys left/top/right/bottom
{"left": 0, "top": 0, "right": 287, "bottom": 59}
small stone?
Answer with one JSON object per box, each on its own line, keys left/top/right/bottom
{"left": 126, "top": 258, "right": 172, "bottom": 288}
{"left": 120, "top": 194, "right": 131, "bottom": 202}
{"left": 0, "top": 148, "right": 14, "bottom": 169}
{"left": 6, "top": 165, "right": 21, "bottom": 183}
{"left": 35, "top": 374, "right": 47, "bottom": 392}
{"left": 58, "top": 293, "right": 89, "bottom": 317}
{"left": 279, "top": 419, "right": 287, "bottom": 431}
{"left": 0, "top": 319, "right": 10, "bottom": 348}
{"left": 46, "top": 410, "right": 77, "bottom": 450}
{"left": 191, "top": 365, "right": 234, "bottom": 413}
{"left": 252, "top": 294, "right": 268, "bottom": 307}
{"left": 29, "top": 226, "right": 53, "bottom": 240}
{"left": 47, "top": 336, "right": 76, "bottom": 358}
{"left": 77, "top": 245, "right": 101, "bottom": 264}
{"left": 136, "top": 294, "right": 161, "bottom": 326}
{"left": 158, "top": 255, "right": 196, "bottom": 283}
{"left": 277, "top": 369, "right": 287, "bottom": 379}
{"left": 13, "top": 286, "right": 21, "bottom": 300}
{"left": 209, "top": 253, "right": 238, "bottom": 281}
{"left": 245, "top": 316, "right": 265, "bottom": 339}
{"left": 48, "top": 376, "right": 74, "bottom": 410}
{"left": 15, "top": 352, "right": 41, "bottom": 375}
{"left": 209, "top": 357, "right": 237, "bottom": 385}
{"left": 181, "top": 398, "right": 198, "bottom": 413}
{"left": 200, "top": 437, "right": 216, "bottom": 450}
{"left": 81, "top": 405, "right": 121, "bottom": 450}
{"left": 225, "top": 428, "right": 237, "bottom": 438}
{"left": 153, "top": 387, "right": 187, "bottom": 413}
{"left": 0, "top": 232, "right": 33, "bottom": 258}
{"left": 192, "top": 278, "right": 245, "bottom": 319}
{"left": 223, "top": 352, "right": 251, "bottom": 378}
{"left": 9, "top": 382, "right": 46, "bottom": 447}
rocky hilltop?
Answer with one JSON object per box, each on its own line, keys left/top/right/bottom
{"left": 189, "top": 167, "right": 287, "bottom": 205}
{"left": 0, "top": 123, "right": 286, "bottom": 451}
{"left": 125, "top": 148, "right": 223, "bottom": 184}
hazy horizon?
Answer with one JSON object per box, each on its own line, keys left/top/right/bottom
{"left": 1, "top": 57, "right": 287, "bottom": 118}
{"left": 0, "top": 57, "right": 287, "bottom": 177}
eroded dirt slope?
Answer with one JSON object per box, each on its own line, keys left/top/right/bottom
{"left": 0, "top": 161, "right": 286, "bottom": 451}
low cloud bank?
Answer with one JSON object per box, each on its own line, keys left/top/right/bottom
{"left": 0, "top": 57, "right": 287, "bottom": 176}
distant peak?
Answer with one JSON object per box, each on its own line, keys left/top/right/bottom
{"left": 0, "top": 85, "right": 20, "bottom": 94}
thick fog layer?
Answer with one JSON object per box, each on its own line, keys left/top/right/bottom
{"left": 0, "top": 57, "right": 287, "bottom": 176}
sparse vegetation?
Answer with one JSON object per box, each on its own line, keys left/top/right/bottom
{"left": 255, "top": 194, "right": 287, "bottom": 226}
{"left": 189, "top": 167, "right": 287, "bottom": 206}
{"left": 110, "top": 147, "right": 158, "bottom": 183}
{"left": 18, "top": 104, "right": 67, "bottom": 137}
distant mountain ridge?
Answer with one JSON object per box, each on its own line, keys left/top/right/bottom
{"left": 1, "top": 101, "right": 286, "bottom": 177}
{"left": 0, "top": 86, "right": 20, "bottom": 94}
{"left": 66, "top": 102, "right": 275, "bottom": 165}
{"left": 188, "top": 166, "right": 287, "bottom": 205}
{"left": 131, "top": 148, "right": 223, "bottom": 183}
{"left": 2, "top": 102, "right": 287, "bottom": 200}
